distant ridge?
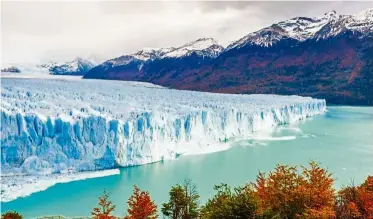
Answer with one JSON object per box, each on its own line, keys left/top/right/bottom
{"left": 4, "top": 57, "right": 96, "bottom": 76}
{"left": 84, "top": 9, "right": 372, "bottom": 105}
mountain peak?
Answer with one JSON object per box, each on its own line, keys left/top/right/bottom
{"left": 324, "top": 10, "right": 337, "bottom": 17}
{"left": 178, "top": 37, "right": 220, "bottom": 50}
{"left": 227, "top": 8, "right": 372, "bottom": 50}
{"left": 191, "top": 37, "right": 218, "bottom": 44}
{"left": 133, "top": 47, "right": 175, "bottom": 61}
{"left": 164, "top": 37, "right": 223, "bottom": 58}
{"left": 133, "top": 49, "right": 159, "bottom": 61}
{"left": 39, "top": 57, "right": 96, "bottom": 75}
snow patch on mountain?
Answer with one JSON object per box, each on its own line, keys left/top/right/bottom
{"left": 277, "top": 10, "right": 338, "bottom": 40}
{"left": 135, "top": 48, "right": 175, "bottom": 60}
{"left": 4, "top": 58, "right": 96, "bottom": 76}
{"left": 227, "top": 8, "right": 373, "bottom": 49}
{"left": 318, "top": 8, "right": 373, "bottom": 38}
{"left": 44, "top": 57, "right": 96, "bottom": 75}
{"left": 102, "top": 38, "right": 223, "bottom": 70}
{"left": 163, "top": 38, "right": 223, "bottom": 58}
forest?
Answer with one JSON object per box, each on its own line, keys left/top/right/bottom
{"left": 2, "top": 162, "right": 372, "bottom": 219}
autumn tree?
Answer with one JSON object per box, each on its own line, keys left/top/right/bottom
{"left": 300, "top": 161, "right": 336, "bottom": 218}
{"left": 162, "top": 178, "right": 200, "bottom": 219}
{"left": 125, "top": 185, "right": 158, "bottom": 219}
{"left": 254, "top": 164, "right": 305, "bottom": 218}
{"left": 336, "top": 176, "right": 373, "bottom": 218}
{"left": 1, "top": 211, "right": 23, "bottom": 219}
{"left": 92, "top": 190, "right": 117, "bottom": 219}
{"left": 359, "top": 176, "right": 373, "bottom": 218}
{"left": 200, "top": 183, "right": 260, "bottom": 219}
{"left": 253, "top": 161, "right": 335, "bottom": 218}
{"left": 336, "top": 184, "right": 362, "bottom": 219}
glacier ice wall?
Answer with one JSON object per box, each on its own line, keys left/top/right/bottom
{"left": 1, "top": 78, "right": 326, "bottom": 175}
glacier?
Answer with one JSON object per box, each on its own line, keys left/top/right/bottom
{"left": 1, "top": 77, "right": 326, "bottom": 176}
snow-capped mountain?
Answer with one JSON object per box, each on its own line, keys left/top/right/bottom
{"left": 164, "top": 38, "right": 223, "bottom": 58}
{"left": 314, "top": 8, "right": 373, "bottom": 39}
{"left": 85, "top": 38, "right": 223, "bottom": 79}
{"left": 1, "top": 58, "right": 96, "bottom": 76}
{"left": 86, "top": 9, "right": 372, "bottom": 105}
{"left": 37, "top": 61, "right": 59, "bottom": 71}
{"left": 37, "top": 57, "right": 96, "bottom": 75}
{"left": 227, "top": 8, "right": 373, "bottom": 49}
{"left": 105, "top": 38, "right": 222, "bottom": 68}
{"left": 108, "top": 48, "right": 173, "bottom": 66}
{"left": 89, "top": 8, "right": 372, "bottom": 74}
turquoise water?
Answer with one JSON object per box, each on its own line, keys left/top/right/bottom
{"left": 2, "top": 106, "right": 373, "bottom": 218}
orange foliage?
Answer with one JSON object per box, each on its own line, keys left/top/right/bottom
{"left": 300, "top": 161, "right": 336, "bottom": 218}
{"left": 1, "top": 211, "right": 23, "bottom": 219}
{"left": 359, "top": 176, "right": 373, "bottom": 218}
{"left": 347, "top": 201, "right": 362, "bottom": 218}
{"left": 336, "top": 176, "right": 373, "bottom": 218}
{"left": 253, "top": 161, "right": 335, "bottom": 218}
{"left": 125, "top": 185, "right": 158, "bottom": 219}
{"left": 91, "top": 191, "right": 117, "bottom": 219}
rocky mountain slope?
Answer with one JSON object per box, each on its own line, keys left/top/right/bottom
{"left": 84, "top": 9, "right": 373, "bottom": 105}
{"left": 84, "top": 38, "right": 223, "bottom": 80}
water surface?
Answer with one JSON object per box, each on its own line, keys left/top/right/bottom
{"left": 2, "top": 106, "right": 372, "bottom": 218}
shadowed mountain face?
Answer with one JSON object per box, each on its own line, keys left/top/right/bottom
{"left": 174, "top": 32, "right": 373, "bottom": 105}
{"left": 84, "top": 9, "right": 373, "bottom": 105}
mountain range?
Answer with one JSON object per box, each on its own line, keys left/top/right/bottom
{"left": 4, "top": 9, "right": 372, "bottom": 105}
{"left": 1, "top": 57, "right": 96, "bottom": 75}
{"left": 84, "top": 9, "right": 373, "bottom": 105}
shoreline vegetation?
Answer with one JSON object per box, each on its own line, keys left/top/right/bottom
{"left": 2, "top": 162, "right": 372, "bottom": 219}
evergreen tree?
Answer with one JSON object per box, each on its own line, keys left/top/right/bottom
{"left": 200, "top": 183, "right": 260, "bottom": 219}
{"left": 162, "top": 178, "right": 200, "bottom": 219}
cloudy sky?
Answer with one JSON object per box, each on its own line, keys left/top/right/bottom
{"left": 1, "top": 1, "right": 372, "bottom": 65}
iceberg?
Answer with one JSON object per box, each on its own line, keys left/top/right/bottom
{"left": 1, "top": 77, "right": 326, "bottom": 176}
{"left": 1, "top": 169, "right": 120, "bottom": 202}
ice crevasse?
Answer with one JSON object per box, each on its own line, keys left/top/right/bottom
{"left": 1, "top": 78, "right": 326, "bottom": 175}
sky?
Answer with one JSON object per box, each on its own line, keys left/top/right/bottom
{"left": 1, "top": 1, "right": 372, "bottom": 65}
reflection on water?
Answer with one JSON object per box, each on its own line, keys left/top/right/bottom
{"left": 2, "top": 107, "right": 373, "bottom": 218}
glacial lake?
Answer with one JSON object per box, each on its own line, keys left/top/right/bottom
{"left": 1, "top": 106, "right": 373, "bottom": 218}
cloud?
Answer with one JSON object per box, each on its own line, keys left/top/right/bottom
{"left": 1, "top": 1, "right": 372, "bottom": 65}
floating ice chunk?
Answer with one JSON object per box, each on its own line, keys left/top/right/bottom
{"left": 1, "top": 169, "right": 120, "bottom": 203}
